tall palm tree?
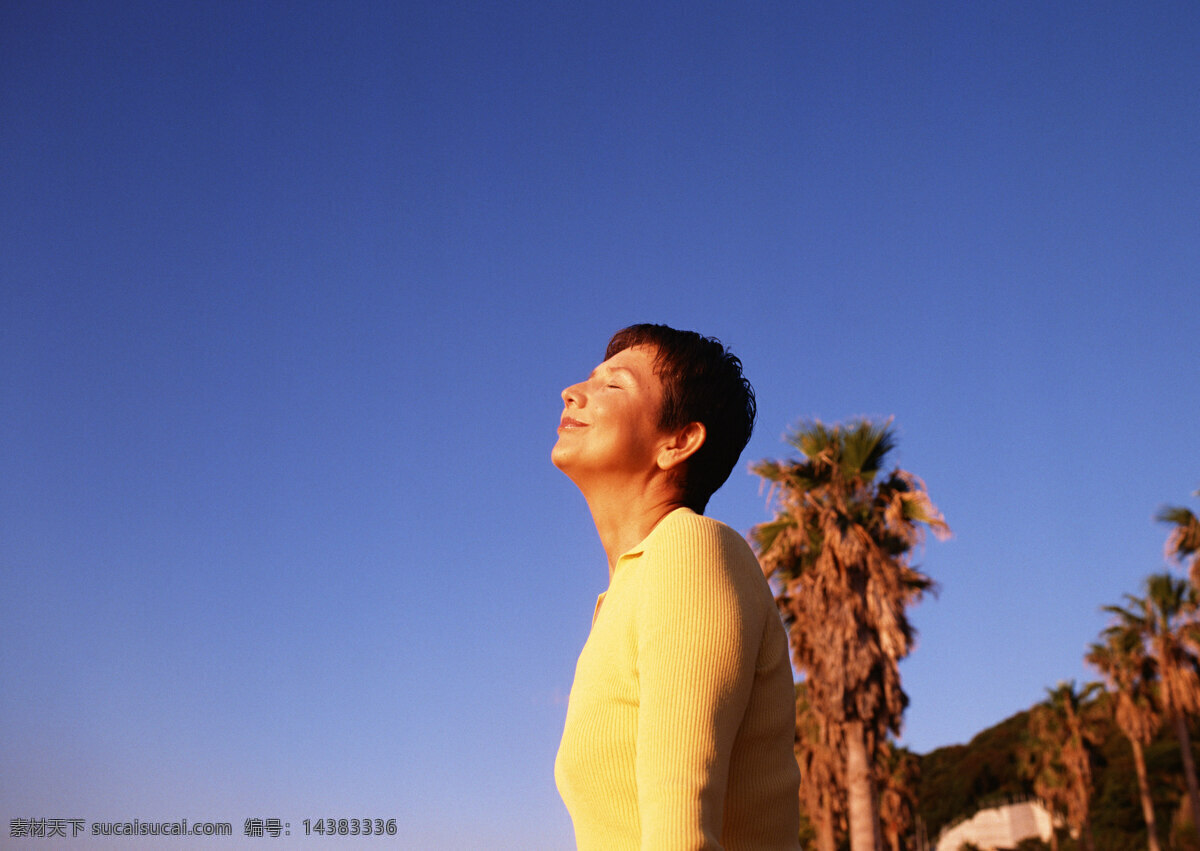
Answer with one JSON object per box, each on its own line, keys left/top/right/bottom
{"left": 751, "top": 419, "right": 949, "bottom": 851}
{"left": 1018, "top": 716, "right": 1065, "bottom": 851}
{"left": 877, "top": 739, "right": 919, "bottom": 851}
{"left": 1087, "top": 630, "right": 1163, "bottom": 851}
{"left": 1105, "top": 573, "right": 1200, "bottom": 838}
{"left": 1158, "top": 490, "right": 1200, "bottom": 587}
{"left": 1025, "top": 681, "right": 1104, "bottom": 851}
{"left": 795, "top": 681, "right": 842, "bottom": 851}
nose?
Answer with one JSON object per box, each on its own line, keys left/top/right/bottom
{"left": 562, "top": 382, "right": 584, "bottom": 406}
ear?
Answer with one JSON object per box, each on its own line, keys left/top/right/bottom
{"left": 656, "top": 422, "right": 706, "bottom": 471}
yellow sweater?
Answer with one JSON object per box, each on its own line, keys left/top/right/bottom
{"left": 555, "top": 508, "right": 801, "bottom": 850}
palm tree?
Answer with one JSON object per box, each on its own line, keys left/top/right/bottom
{"left": 1025, "top": 681, "right": 1104, "bottom": 851}
{"left": 1086, "top": 630, "right": 1163, "bottom": 851}
{"left": 1019, "top": 719, "right": 1065, "bottom": 851}
{"left": 1158, "top": 490, "right": 1200, "bottom": 587}
{"left": 1104, "top": 574, "right": 1200, "bottom": 838}
{"left": 877, "top": 739, "right": 919, "bottom": 851}
{"left": 795, "top": 681, "right": 843, "bottom": 851}
{"left": 751, "top": 419, "right": 949, "bottom": 851}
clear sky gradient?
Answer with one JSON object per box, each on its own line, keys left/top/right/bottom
{"left": 3, "top": 2, "right": 1198, "bottom": 848}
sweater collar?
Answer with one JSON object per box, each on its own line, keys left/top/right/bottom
{"left": 616, "top": 506, "right": 694, "bottom": 563}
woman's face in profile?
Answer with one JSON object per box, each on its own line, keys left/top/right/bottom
{"left": 552, "top": 345, "right": 668, "bottom": 482}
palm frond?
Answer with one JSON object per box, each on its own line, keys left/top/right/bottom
{"left": 1157, "top": 505, "right": 1200, "bottom": 564}
{"left": 750, "top": 516, "right": 794, "bottom": 564}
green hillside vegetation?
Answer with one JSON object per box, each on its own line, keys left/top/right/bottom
{"left": 918, "top": 711, "right": 1033, "bottom": 837}
{"left": 918, "top": 707, "right": 1200, "bottom": 851}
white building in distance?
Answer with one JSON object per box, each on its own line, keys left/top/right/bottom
{"left": 935, "top": 800, "right": 1056, "bottom": 851}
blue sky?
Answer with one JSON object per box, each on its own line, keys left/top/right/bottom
{"left": 2, "top": 2, "right": 1198, "bottom": 848}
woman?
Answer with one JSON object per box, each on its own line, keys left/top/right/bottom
{"left": 552, "top": 324, "right": 801, "bottom": 850}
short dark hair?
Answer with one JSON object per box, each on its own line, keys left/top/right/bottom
{"left": 605, "top": 323, "right": 756, "bottom": 514}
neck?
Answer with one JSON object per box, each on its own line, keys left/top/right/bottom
{"left": 578, "top": 475, "right": 688, "bottom": 577}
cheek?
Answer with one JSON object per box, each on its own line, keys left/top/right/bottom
{"left": 628, "top": 415, "right": 666, "bottom": 454}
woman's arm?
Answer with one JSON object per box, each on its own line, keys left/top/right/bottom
{"left": 634, "top": 517, "right": 762, "bottom": 850}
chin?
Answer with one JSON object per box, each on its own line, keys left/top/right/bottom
{"left": 550, "top": 443, "right": 572, "bottom": 472}
{"left": 551, "top": 448, "right": 592, "bottom": 490}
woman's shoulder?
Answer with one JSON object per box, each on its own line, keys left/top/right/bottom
{"left": 643, "top": 508, "right": 761, "bottom": 576}
{"left": 633, "top": 507, "right": 774, "bottom": 630}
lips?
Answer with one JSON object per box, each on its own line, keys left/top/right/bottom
{"left": 559, "top": 415, "right": 588, "bottom": 429}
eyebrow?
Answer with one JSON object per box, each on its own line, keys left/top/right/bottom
{"left": 589, "top": 365, "right": 636, "bottom": 381}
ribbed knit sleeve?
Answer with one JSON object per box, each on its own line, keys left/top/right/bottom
{"left": 634, "top": 514, "right": 760, "bottom": 849}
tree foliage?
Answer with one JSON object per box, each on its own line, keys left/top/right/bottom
{"left": 1024, "top": 681, "right": 1105, "bottom": 851}
{"left": 1158, "top": 490, "right": 1200, "bottom": 588}
{"left": 1104, "top": 574, "right": 1200, "bottom": 846}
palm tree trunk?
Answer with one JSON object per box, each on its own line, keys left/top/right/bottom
{"left": 1174, "top": 711, "right": 1200, "bottom": 839}
{"left": 845, "top": 720, "right": 881, "bottom": 851}
{"left": 1129, "top": 737, "right": 1162, "bottom": 851}
{"left": 815, "top": 796, "right": 836, "bottom": 851}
